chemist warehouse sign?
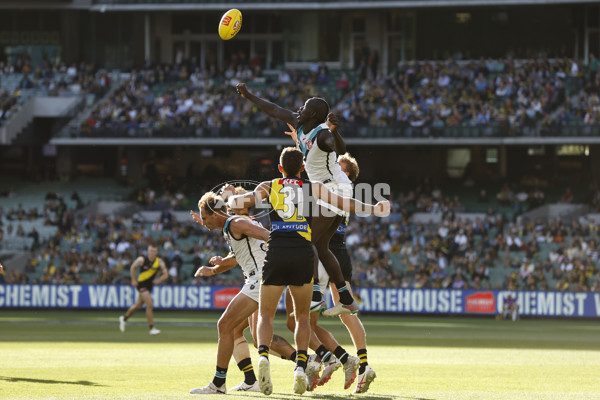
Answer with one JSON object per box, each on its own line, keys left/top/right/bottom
{"left": 0, "top": 285, "right": 599, "bottom": 318}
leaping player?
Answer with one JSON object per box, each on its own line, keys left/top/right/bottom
{"left": 237, "top": 83, "right": 358, "bottom": 317}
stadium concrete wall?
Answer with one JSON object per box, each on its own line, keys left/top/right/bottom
{"left": 1, "top": 285, "right": 599, "bottom": 318}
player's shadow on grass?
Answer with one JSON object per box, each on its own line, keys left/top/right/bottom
{"left": 0, "top": 376, "right": 105, "bottom": 386}
{"left": 310, "top": 395, "right": 436, "bottom": 400}
{"left": 231, "top": 393, "right": 434, "bottom": 400}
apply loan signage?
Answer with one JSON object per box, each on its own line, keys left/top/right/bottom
{"left": 0, "top": 285, "right": 599, "bottom": 318}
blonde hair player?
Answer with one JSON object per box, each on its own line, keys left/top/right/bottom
{"left": 188, "top": 189, "right": 320, "bottom": 394}
{"left": 319, "top": 153, "right": 376, "bottom": 393}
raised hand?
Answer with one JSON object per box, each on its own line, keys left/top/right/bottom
{"left": 284, "top": 123, "right": 298, "bottom": 145}
{"left": 326, "top": 112, "right": 340, "bottom": 132}
{"left": 236, "top": 83, "right": 250, "bottom": 99}
{"left": 190, "top": 210, "right": 202, "bottom": 225}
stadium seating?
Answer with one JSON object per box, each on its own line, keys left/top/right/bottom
{"left": 64, "top": 57, "right": 600, "bottom": 139}
{"left": 3, "top": 179, "right": 596, "bottom": 292}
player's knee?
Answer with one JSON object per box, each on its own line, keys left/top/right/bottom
{"left": 217, "top": 316, "right": 233, "bottom": 332}
{"left": 296, "top": 317, "right": 311, "bottom": 332}
{"left": 309, "top": 316, "right": 320, "bottom": 329}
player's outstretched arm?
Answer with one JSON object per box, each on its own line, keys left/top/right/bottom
{"left": 194, "top": 255, "right": 238, "bottom": 277}
{"left": 228, "top": 181, "right": 270, "bottom": 212}
{"left": 231, "top": 217, "right": 270, "bottom": 242}
{"left": 312, "top": 181, "right": 390, "bottom": 216}
{"left": 236, "top": 83, "right": 297, "bottom": 126}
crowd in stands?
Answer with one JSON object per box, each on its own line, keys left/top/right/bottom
{"left": 0, "top": 189, "right": 81, "bottom": 254}
{"left": 79, "top": 54, "right": 327, "bottom": 137}
{"left": 0, "top": 55, "right": 111, "bottom": 122}
{"left": 76, "top": 53, "right": 600, "bottom": 138}
{"left": 2, "top": 182, "right": 599, "bottom": 293}
{"left": 337, "top": 56, "right": 575, "bottom": 136}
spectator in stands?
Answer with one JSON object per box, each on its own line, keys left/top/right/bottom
{"left": 561, "top": 187, "right": 574, "bottom": 203}
{"left": 71, "top": 190, "right": 83, "bottom": 210}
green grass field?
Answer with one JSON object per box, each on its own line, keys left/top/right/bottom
{"left": 0, "top": 310, "right": 599, "bottom": 399}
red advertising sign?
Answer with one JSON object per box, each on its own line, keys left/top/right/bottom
{"left": 213, "top": 287, "right": 241, "bottom": 308}
{"left": 466, "top": 291, "right": 496, "bottom": 313}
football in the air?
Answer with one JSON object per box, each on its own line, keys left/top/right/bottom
{"left": 218, "top": 9, "right": 242, "bottom": 40}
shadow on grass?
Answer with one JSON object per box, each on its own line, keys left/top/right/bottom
{"left": 310, "top": 395, "right": 437, "bottom": 400}
{"left": 228, "top": 392, "right": 435, "bottom": 400}
{"left": 0, "top": 376, "right": 106, "bottom": 386}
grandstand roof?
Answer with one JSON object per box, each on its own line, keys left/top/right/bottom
{"left": 90, "top": 0, "right": 600, "bottom": 11}
{"left": 88, "top": 1, "right": 600, "bottom": 11}
{"left": 3, "top": 0, "right": 597, "bottom": 11}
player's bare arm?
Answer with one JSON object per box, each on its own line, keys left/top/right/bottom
{"left": 230, "top": 216, "right": 270, "bottom": 243}
{"left": 316, "top": 113, "right": 346, "bottom": 154}
{"left": 129, "top": 257, "right": 144, "bottom": 287}
{"left": 325, "top": 112, "right": 346, "bottom": 155}
{"left": 228, "top": 181, "right": 270, "bottom": 212}
{"left": 312, "top": 181, "right": 391, "bottom": 216}
{"left": 195, "top": 254, "right": 238, "bottom": 277}
{"left": 236, "top": 83, "right": 297, "bottom": 126}
{"left": 153, "top": 260, "right": 169, "bottom": 285}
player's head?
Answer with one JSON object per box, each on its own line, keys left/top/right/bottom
{"left": 278, "top": 147, "right": 305, "bottom": 177}
{"left": 198, "top": 191, "right": 228, "bottom": 230}
{"left": 147, "top": 244, "right": 158, "bottom": 260}
{"left": 338, "top": 152, "right": 359, "bottom": 182}
{"left": 297, "top": 97, "right": 330, "bottom": 125}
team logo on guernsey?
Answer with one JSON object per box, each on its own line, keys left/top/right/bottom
{"left": 305, "top": 139, "right": 313, "bottom": 151}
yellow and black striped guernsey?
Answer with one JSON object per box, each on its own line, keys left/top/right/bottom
{"left": 268, "top": 177, "right": 312, "bottom": 245}
{"left": 138, "top": 256, "right": 161, "bottom": 284}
